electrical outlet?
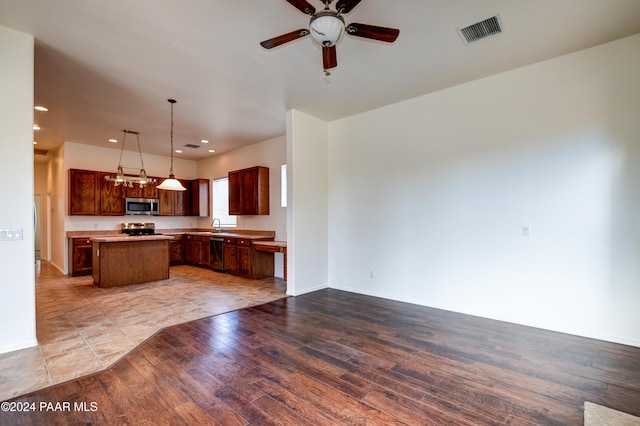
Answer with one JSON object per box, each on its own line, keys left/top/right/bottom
{"left": 369, "top": 270, "right": 375, "bottom": 279}
{"left": 523, "top": 226, "right": 532, "bottom": 237}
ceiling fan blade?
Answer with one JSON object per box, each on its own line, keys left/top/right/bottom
{"left": 285, "top": 0, "right": 316, "bottom": 15}
{"left": 346, "top": 23, "right": 400, "bottom": 43}
{"left": 336, "top": 0, "right": 362, "bottom": 14}
{"left": 260, "top": 29, "right": 310, "bottom": 49}
{"left": 323, "top": 45, "right": 337, "bottom": 70}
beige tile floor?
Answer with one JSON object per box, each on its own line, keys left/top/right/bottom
{"left": 0, "top": 261, "right": 287, "bottom": 401}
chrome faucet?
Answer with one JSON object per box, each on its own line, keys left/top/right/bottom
{"left": 212, "top": 217, "right": 221, "bottom": 232}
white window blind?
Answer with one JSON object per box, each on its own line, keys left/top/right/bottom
{"left": 212, "top": 177, "right": 236, "bottom": 227}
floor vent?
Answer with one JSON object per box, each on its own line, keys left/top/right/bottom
{"left": 457, "top": 15, "right": 504, "bottom": 45}
{"left": 183, "top": 144, "right": 200, "bottom": 149}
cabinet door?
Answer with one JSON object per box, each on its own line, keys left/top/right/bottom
{"left": 237, "top": 245, "right": 251, "bottom": 275}
{"left": 173, "top": 180, "right": 191, "bottom": 216}
{"left": 158, "top": 189, "right": 174, "bottom": 216}
{"left": 228, "top": 170, "right": 242, "bottom": 215}
{"left": 185, "top": 237, "right": 202, "bottom": 264}
{"left": 124, "top": 185, "right": 142, "bottom": 199}
{"left": 169, "top": 239, "right": 183, "bottom": 265}
{"left": 224, "top": 244, "right": 237, "bottom": 272}
{"left": 99, "top": 172, "right": 124, "bottom": 215}
{"left": 69, "top": 169, "right": 100, "bottom": 215}
{"left": 72, "top": 239, "right": 93, "bottom": 276}
{"left": 201, "top": 240, "right": 210, "bottom": 267}
{"left": 123, "top": 176, "right": 158, "bottom": 199}
{"left": 190, "top": 179, "right": 210, "bottom": 217}
{"left": 142, "top": 179, "right": 159, "bottom": 199}
{"left": 242, "top": 168, "right": 259, "bottom": 215}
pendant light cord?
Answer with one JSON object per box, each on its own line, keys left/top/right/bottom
{"left": 168, "top": 99, "right": 176, "bottom": 177}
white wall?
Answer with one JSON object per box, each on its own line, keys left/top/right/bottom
{"left": 0, "top": 25, "right": 37, "bottom": 353}
{"left": 287, "top": 110, "right": 329, "bottom": 295}
{"left": 196, "top": 135, "right": 287, "bottom": 277}
{"left": 327, "top": 34, "right": 640, "bottom": 347}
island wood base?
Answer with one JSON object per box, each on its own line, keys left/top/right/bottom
{"left": 92, "top": 238, "right": 170, "bottom": 288}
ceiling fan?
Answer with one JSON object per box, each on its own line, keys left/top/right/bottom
{"left": 260, "top": 0, "right": 400, "bottom": 75}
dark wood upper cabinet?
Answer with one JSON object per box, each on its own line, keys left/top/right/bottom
{"left": 69, "top": 169, "right": 100, "bottom": 215}
{"left": 190, "top": 179, "right": 210, "bottom": 217}
{"left": 99, "top": 172, "right": 124, "bottom": 215}
{"left": 124, "top": 177, "right": 158, "bottom": 199}
{"left": 158, "top": 188, "right": 175, "bottom": 216}
{"left": 228, "top": 166, "right": 269, "bottom": 215}
{"left": 173, "top": 179, "right": 191, "bottom": 216}
{"left": 158, "top": 179, "right": 191, "bottom": 216}
{"left": 70, "top": 168, "right": 206, "bottom": 217}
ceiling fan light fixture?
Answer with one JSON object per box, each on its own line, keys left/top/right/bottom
{"left": 157, "top": 99, "right": 186, "bottom": 191}
{"left": 309, "top": 12, "right": 345, "bottom": 47}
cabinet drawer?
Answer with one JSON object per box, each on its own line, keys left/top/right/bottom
{"left": 73, "top": 238, "right": 92, "bottom": 246}
{"left": 224, "top": 238, "right": 237, "bottom": 245}
{"left": 253, "top": 244, "right": 280, "bottom": 253}
{"left": 237, "top": 239, "right": 251, "bottom": 247}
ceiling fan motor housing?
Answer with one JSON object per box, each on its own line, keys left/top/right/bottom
{"left": 309, "top": 11, "right": 345, "bottom": 46}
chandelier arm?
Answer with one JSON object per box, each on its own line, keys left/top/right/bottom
{"left": 118, "top": 130, "right": 127, "bottom": 167}
{"left": 136, "top": 132, "right": 145, "bottom": 170}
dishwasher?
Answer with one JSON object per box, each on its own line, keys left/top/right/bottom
{"left": 209, "top": 237, "right": 226, "bottom": 272}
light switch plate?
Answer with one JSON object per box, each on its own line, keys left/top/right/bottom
{"left": 0, "top": 228, "right": 24, "bottom": 241}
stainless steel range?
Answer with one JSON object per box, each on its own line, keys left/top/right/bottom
{"left": 121, "top": 222, "right": 159, "bottom": 236}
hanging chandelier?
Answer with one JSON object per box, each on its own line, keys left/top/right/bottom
{"left": 104, "top": 129, "right": 155, "bottom": 188}
{"left": 156, "top": 99, "right": 186, "bottom": 191}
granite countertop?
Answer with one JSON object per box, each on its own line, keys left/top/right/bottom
{"left": 90, "top": 235, "right": 174, "bottom": 243}
{"left": 184, "top": 231, "right": 274, "bottom": 240}
{"left": 68, "top": 229, "right": 276, "bottom": 240}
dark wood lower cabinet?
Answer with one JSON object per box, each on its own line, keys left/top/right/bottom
{"left": 168, "top": 236, "right": 184, "bottom": 265}
{"left": 223, "top": 237, "right": 273, "bottom": 278}
{"left": 70, "top": 238, "right": 93, "bottom": 276}
{"left": 224, "top": 241, "right": 237, "bottom": 272}
{"left": 69, "top": 233, "right": 274, "bottom": 279}
{"left": 184, "top": 235, "right": 210, "bottom": 267}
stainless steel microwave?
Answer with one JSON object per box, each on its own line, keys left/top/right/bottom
{"left": 125, "top": 198, "right": 159, "bottom": 216}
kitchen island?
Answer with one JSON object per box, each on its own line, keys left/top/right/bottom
{"left": 91, "top": 235, "right": 174, "bottom": 288}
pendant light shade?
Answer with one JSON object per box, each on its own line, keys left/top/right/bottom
{"left": 157, "top": 99, "right": 186, "bottom": 191}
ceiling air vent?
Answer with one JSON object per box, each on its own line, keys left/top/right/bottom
{"left": 34, "top": 148, "right": 50, "bottom": 156}
{"left": 457, "top": 15, "right": 504, "bottom": 45}
{"left": 183, "top": 144, "right": 200, "bottom": 149}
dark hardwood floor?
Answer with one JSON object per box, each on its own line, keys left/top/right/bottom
{"left": 2, "top": 289, "right": 640, "bottom": 425}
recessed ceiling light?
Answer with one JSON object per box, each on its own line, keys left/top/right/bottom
{"left": 208, "top": 149, "right": 216, "bottom": 153}
{"left": 33, "top": 124, "right": 41, "bottom": 130}
{"left": 34, "top": 106, "right": 49, "bottom": 112}
{"left": 201, "top": 139, "right": 209, "bottom": 144}
{"left": 33, "top": 141, "right": 38, "bottom": 145}
{"left": 108, "top": 138, "right": 118, "bottom": 143}
{"left": 175, "top": 149, "right": 183, "bottom": 153}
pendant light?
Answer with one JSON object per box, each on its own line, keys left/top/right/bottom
{"left": 157, "top": 99, "right": 186, "bottom": 191}
{"left": 105, "top": 130, "right": 155, "bottom": 188}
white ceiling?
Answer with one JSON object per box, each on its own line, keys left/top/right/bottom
{"left": 2, "top": 0, "right": 640, "bottom": 160}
